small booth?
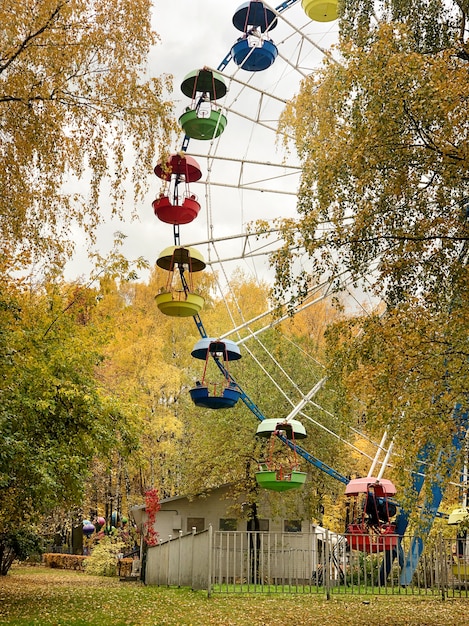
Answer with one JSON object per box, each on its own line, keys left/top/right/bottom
{"left": 231, "top": 1, "right": 278, "bottom": 72}
{"left": 189, "top": 338, "right": 242, "bottom": 409}
{"left": 255, "top": 419, "right": 307, "bottom": 491}
{"left": 155, "top": 246, "right": 205, "bottom": 317}
{"left": 179, "top": 68, "right": 228, "bottom": 140}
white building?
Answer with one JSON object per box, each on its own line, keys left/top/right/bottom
{"left": 131, "top": 484, "right": 345, "bottom": 588}
{"left": 131, "top": 483, "right": 311, "bottom": 540}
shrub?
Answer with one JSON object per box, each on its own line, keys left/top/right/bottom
{"left": 0, "top": 529, "right": 43, "bottom": 576}
{"left": 83, "top": 537, "right": 125, "bottom": 577}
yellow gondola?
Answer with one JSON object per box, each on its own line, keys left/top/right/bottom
{"left": 301, "top": 0, "right": 338, "bottom": 23}
{"left": 155, "top": 246, "right": 205, "bottom": 317}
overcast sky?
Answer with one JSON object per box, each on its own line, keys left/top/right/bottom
{"left": 66, "top": 1, "right": 339, "bottom": 286}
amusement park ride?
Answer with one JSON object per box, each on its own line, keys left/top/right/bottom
{"left": 151, "top": 0, "right": 468, "bottom": 585}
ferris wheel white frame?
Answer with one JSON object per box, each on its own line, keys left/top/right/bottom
{"left": 161, "top": 1, "right": 392, "bottom": 482}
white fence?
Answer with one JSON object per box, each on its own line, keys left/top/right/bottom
{"left": 145, "top": 528, "right": 210, "bottom": 590}
{"left": 144, "top": 528, "right": 469, "bottom": 598}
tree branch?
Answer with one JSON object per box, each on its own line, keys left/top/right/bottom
{"left": 0, "top": 1, "right": 68, "bottom": 75}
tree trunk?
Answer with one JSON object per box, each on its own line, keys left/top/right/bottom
{"left": 0, "top": 543, "right": 16, "bottom": 576}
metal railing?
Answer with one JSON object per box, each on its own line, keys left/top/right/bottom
{"left": 145, "top": 528, "right": 469, "bottom": 598}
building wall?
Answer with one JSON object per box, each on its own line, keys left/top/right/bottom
{"left": 153, "top": 484, "right": 309, "bottom": 542}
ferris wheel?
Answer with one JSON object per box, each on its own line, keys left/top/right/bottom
{"left": 151, "top": 0, "right": 414, "bottom": 549}
{"left": 150, "top": 0, "right": 400, "bottom": 523}
{"left": 149, "top": 0, "right": 380, "bottom": 483}
{"left": 150, "top": 1, "right": 389, "bottom": 489}
{"left": 147, "top": 1, "right": 468, "bottom": 587}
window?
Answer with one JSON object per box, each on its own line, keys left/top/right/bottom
{"left": 219, "top": 518, "right": 237, "bottom": 531}
{"left": 284, "top": 519, "right": 302, "bottom": 533}
{"left": 187, "top": 517, "right": 205, "bottom": 532}
{"left": 246, "top": 519, "right": 269, "bottom": 531}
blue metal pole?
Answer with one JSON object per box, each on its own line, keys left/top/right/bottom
{"left": 399, "top": 405, "right": 468, "bottom": 585}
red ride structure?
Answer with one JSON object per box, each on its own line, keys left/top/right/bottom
{"left": 345, "top": 477, "right": 398, "bottom": 553}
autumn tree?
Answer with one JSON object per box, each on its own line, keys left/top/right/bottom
{"left": 92, "top": 265, "right": 203, "bottom": 502}
{"left": 0, "top": 0, "right": 174, "bottom": 274}
{"left": 0, "top": 272, "right": 134, "bottom": 574}
{"left": 44, "top": 268, "right": 351, "bottom": 533}
{"left": 0, "top": 0, "right": 174, "bottom": 566}
{"left": 275, "top": 1, "right": 469, "bottom": 478}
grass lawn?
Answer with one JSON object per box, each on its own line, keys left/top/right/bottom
{"left": 0, "top": 566, "right": 468, "bottom": 625}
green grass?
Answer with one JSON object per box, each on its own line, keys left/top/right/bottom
{"left": 0, "top": 566, "right": 468, "bottom": 625}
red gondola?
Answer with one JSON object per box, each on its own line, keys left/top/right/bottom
{"left": 345, "top": 478, "right": 398, "bottom": 553}
{"left": 231, "top": 2, "right": 278, "bottom": 72}
{"left": 152, "top": 154, "right": 202, "bottom": 225}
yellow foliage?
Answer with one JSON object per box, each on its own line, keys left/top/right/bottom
{"left": 0, "top": 0, "right": 176, "bottom": 274}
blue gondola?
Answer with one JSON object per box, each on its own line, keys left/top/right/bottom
{"left": 231, "top": 1, "right": 278, "bottom": 72}
{"left": 190, "top": 382, "right": 241, "bottom": 409}
{"left": 231, "top": 38, "right": 278, "bottom": 72}
{"left": 189, "top": 339, "right": 242, "bottom": 409}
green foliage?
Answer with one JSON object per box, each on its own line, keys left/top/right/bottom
{"left": 0, "top": 529, "right": 43, "bottom": 576}
{"left": 83, "top": 537, "right": 125, "bottom": 577}
{"left": 0, "top": 276, "right": 136, "bottom": 546}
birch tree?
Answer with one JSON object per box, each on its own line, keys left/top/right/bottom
{"left": 0, "top": 0, "right": 174, "bottom": 273}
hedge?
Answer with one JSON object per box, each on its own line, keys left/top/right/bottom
{"left": 42, "top": 553, "right": 135, "bottom": 576}
{"left": 42, "top": 553, "right": 88, "bottom": 570}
